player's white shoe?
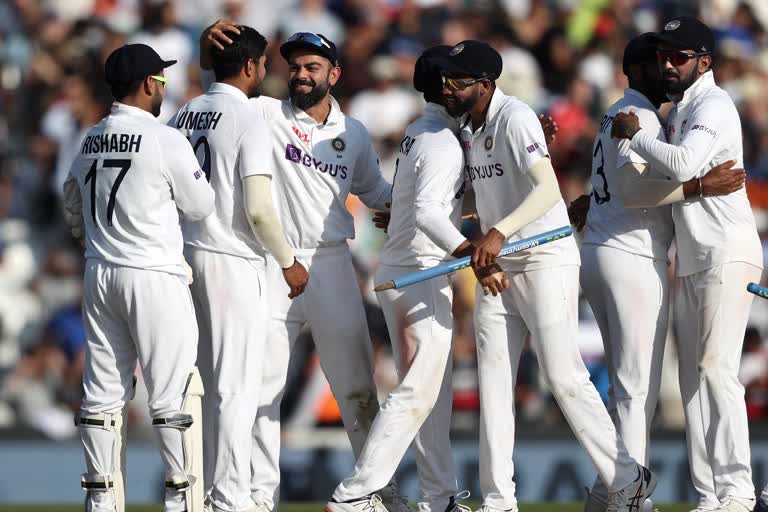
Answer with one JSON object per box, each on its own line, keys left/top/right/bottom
{"left": 606, "top": 465, "right": 656, "bottom": 512}
{"left": 712, "top": 497, "right": 756, "bottom": 512}
{"left": 379, "top": 482, "right": 414, "bottom": 512}
{"left": 586, "top": 488, "right": 656, "bottom": 512}
{"left": 326, "top": 494, "right": 390, "bottom": 512}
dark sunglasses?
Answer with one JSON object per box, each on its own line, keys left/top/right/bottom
{"left": 657, "top": 49, "right": 711, "bottom": 66}
{"left": 286, "top": 32, "right": 332, "bottom": 50}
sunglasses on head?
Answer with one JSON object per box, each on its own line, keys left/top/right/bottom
{"left": 150, "top": 75, "right": 168, "bottom": 88}
{"left": 657, "top": 49, "right": 711, "bottom": 66}
{"left": 286, "top": 32, "right": 331, "bottom": 50}
{"left": 441, "top": 74, "right": 485, "bottom": 91}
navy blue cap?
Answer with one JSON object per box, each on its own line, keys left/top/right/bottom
{"left": 622, "top": 33, "right": 658, "bottom": 75}
{"left": 651, "top": 16, "right": 715, "bottom": 54}
{"left": 413, "top": 45, "right": 452, "bottom": 93}
{"left": 280, "top": 33, "right": 338, "bottom": 65}
{"left": 434, "top": 40, "right": 502, "bottom": 80}
{"left": 104, "top": 44, "right": 176, "bottom": 85}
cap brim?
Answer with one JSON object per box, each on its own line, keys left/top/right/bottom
{"left": 648, "top": 33, "right": 693, "bottom": 50}
{"left": 162, "top": 59, "right": 177, "bottom": 67}
{"left": 280, "top": 41, "right": 335, "bottom": 63}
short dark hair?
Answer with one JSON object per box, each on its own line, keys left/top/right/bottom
{"left": 110, "top": 79, "right": 144, "bottom": 102}
{"left": 212, "top": 25, "right": 268, "bottom": 81}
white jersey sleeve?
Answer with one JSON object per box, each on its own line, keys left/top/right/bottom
{"left": 350, "top": 126, "right": 391, "bottom": 210}
{"left": 504, "top": 106, "right": 549, "bottom": 175}
{"left": 617, "top": 108, "right": 665, "bottom": 168}
{"left": 238, "top": 118, "right": 273, "bottom": 179}
{"left": 414, "top": 142, "right": 467, "bottom": 254}
{"left": 630, "top": 94, "right": 729, "bottom": 181}
{"left": 160, "top": 128, "right": 215, "bottom": 221}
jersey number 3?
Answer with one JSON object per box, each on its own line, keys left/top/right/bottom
{"left": 592, "top": 139, "right": 611, "bottom": 204}
{"left": 84, "top": 158, "right": 132, "bottom": 227}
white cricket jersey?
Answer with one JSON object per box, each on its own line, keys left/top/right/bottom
{"left": 630, "top": 71, "right": 762, "bottom": 276}
{"left": 172, "top": 82, "right": 273, "bottom": 260}
{"left": 250, "top": 95, "right": 391, "bottom": 249}
{"left": 459, "top": 87, "right": 579, "bottom": 272}
{"left": 66, "top": 102, "right": 214, "bottom": 277}
{"left": 582, "top": 88, "right": 674, "bottom": 261}
{"left": 379, "top": 103, "right": 466, "bottom": 268}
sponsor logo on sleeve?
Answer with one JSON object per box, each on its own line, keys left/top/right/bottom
{"left": 193, "top": 169, "right": 203, "bottom": 180}
{"left": 690, "top": 124, "right": 717, "bottom": 137}
{"left": 526, "top": 142, "right": 541, "bottom": 153}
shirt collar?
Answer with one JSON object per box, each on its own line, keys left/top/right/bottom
{"left": 207, "top": 82, "right": 250, "bottom": 103}
{"left": 670, "top": 70, "right": 715, "bottom": 106}
{"left": 291, "top": 95, "right": 343, "bottom": 126}
{"left": 111, "top": 102, "right": 156, "bottom": 121}
{"left": 460, "top": 86, "right": 506, "bottom": 133}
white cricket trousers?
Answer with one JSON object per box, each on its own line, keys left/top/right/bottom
{"left": 80, "top": 260, "right": 198, "bottom": 511}
{"left": 580, "top": 245, "right": 669, "bottom": 503}
{"left": 186, "top": 247, "right": 269, "bottom": 512}
{"left": 674, "top": 262, "right": 760, "bottom": 507}
{"left": 474, "top": 265, "right": 639, "bottom": 510}
{"left": 332, "top": 263, "right": 458, "bottom": 512}
{"left": 251, "top": 245, "right": 379, "bottom": 509}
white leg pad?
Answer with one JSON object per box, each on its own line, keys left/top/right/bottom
{"left": 77, "top": 410, "right": 126, "bottom": 512}
{"left": 153, "top": 368, "right": 205, "bottom": 512}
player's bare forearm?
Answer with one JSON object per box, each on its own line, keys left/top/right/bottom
{"left": 685, "top": 160, "right": 745, "bottom": 198}
{"left": 452, "top": 240, "right": 474, "bottom": 258}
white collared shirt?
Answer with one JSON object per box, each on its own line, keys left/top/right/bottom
{"left": 67, "top": 102, "right": 214, "bottom": 276}
{"left": 379, "top": 103, "right": 466, "bottom": 268}
{"left": 582, "top": 88, "right": 674, "bottom": 260}
{"left": 250, "top": 95, "right": 391, "bottom": 250}
{"left": 630, "top": 71, "right": 762, "bottom": 275}
{"left": 459, "top": 87, "right": 579, "bottom": 272}
{"left": 171, "top": 82, "right": 273, "bottom": 260}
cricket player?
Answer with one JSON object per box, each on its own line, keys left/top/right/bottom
{"left": 327, "top": 45, "right": 470, "bottom": 512}
{"left": 575, "top": 34, "right": 746, "bottom": 512}
{"left": 199, "top": 23, "right": 403, "bottom": 512}
{"left": 434, "top": 40, "right": 656, "bottom": 512}
{"left": 62, "top": 44, "right": 215, "bottom": 512}
{"left": 612, "top": 17, "right": 763, "bottom": 512}
{"left": 171, "top": 26, "right": 308, "bottom": 512}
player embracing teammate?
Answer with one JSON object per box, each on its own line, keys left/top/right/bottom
{"left": 66, "top": 14, "right": 766, "bottom": 512}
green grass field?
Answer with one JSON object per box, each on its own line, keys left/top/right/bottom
{"left": 2, "top": 504, "right": 694, "bottom": 512}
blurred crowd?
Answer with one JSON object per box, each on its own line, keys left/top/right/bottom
{"left": 3, "top": 0, "right": 768, "bottom": 442}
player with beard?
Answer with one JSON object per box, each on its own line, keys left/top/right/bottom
{"left": 64, "top": 44, "right": 215, "bottom": 512}
{"left": 434, "top": 40, "right": 656, "bottom": 512}
{"left": 569, "top": 34, "right": 746, "bottom": 512}
{"left": 612, "top": 17, "right": 762, "bottom": 512}
{"left": 199, "top": 23, "right": 410, "bottom": 512}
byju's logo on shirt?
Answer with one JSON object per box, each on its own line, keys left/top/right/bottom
{"left": 526, "top": 142, "right": 541, "bottom": 153}
{"left": 285, "top": 143, "right": 348, "bottom": 179}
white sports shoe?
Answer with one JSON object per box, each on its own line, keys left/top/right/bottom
{"left": 248, "top": 502, "right": 273, "bottom": 512}
{"left": 607, "top": 465, "right": 657, "bottom": 512}
{"left": 713, "top": 497, "right": 756, "bottom": 512}
{"left": 326, "top": 494, "right": 390, "bottom": 512}
{"left": 379, "top": 482, "right": 414, "bottom": 512}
